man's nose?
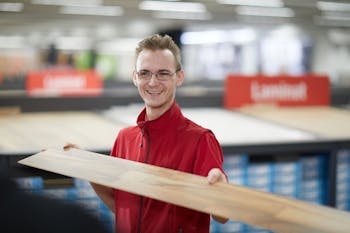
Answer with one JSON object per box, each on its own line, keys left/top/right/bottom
{"left": 148, "top": 74, "right": 159, "bottom": 84}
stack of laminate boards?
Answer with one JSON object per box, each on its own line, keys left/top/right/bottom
{"left": 238, "top": 105, "right": 350, "bottom": 140}
{"left": 0, "top": 111, "right": 126, "bottom": 155}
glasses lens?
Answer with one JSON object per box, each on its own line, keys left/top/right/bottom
{"left": 137, "top": 70, "right": 176, "bottom": 81}
{"left": 157, "top": 71, "right": 172, "bottom": 81}
{"left": 138, "top": 70, "right": 151, "bottom": 79}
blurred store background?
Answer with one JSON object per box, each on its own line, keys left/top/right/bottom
{"left": 2, "top": 2, "right": 350, "bottom": 233}
{"left": 1, "top": 0, "right": 350, "bottom": 108}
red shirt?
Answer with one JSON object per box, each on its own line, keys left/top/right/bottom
{"left": 111, "top": 102, "right": 226, "bottom": 233}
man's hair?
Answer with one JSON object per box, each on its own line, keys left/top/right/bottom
{"left": 135, "top": 34, "right": 182, "bottom": 70}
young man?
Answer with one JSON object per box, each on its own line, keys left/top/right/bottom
{"left": 65, "top": 34, "right": 227, "bottom": 233}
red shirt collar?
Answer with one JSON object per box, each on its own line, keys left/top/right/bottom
{"left": 137, "top": 101, "right": 183, "bottom": 130}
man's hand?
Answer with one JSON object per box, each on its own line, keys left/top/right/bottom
{"left": 62, "top": 143, "right": 115, "bottom": 212}
{"left": 63, "top": 143, "right": 80, "bottom": 151}
{"left": 207, "top": 168, "right": 227, "bottom": 184}
{"left": 207, "top": 168, "right": 229, "bottom": 224}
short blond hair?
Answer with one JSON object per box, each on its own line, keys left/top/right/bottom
{"left": 135, "top": 34, "right": 182, "bottom": 70}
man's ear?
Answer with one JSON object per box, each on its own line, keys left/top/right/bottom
{"left": 176, "top": 70, "right": 185, "bottom": 87}
{"left": 132, "top": 71, "right": 138, "bottom": 87}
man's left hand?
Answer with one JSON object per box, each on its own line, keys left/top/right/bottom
{"left": 207, "top": 168, "right": 229, "bottom": 224}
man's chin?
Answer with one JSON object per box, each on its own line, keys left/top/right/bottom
{"left": 145, "top": 100, "right": 164, "bottom": 109}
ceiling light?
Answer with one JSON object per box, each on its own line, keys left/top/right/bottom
{"left": 0, "top": 2, "right": 23, "bottom": 12}
{"left": 317, "top": 1, "right": 350, "bottom": 12}
{"left": 236, "top": 6, "right": 295, "bottom": 17}
{"left": 139, "top": 1, "right": 206, "bottom": 13}
{"left": 180, "top": 28, "right": 256, "bottom": 45}
{"left": 217, "top": 0, "right": 283, "bottom": 8}
{"left": 60, "top": 5, "right": 123, "bottom": 16}
{"left": 31, "top": 0, "right": 102, "bottom": 6}
{"left": 153, "top": 12, "right": 212, "bottom": 20}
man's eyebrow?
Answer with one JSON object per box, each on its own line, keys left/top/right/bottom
{"left": 158, "top": 69, "right": 171, "bottom": 72}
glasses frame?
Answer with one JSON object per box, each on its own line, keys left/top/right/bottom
{"left": 135, "top": 69, "right": 181, "bottom": 82}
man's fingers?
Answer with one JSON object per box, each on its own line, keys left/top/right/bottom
{"left": 63, "top": 143, "right": 80, "bottom": 151}
{"left": 207, "top": 169, "right": 220, "bottom": 184}
{"left": 207, "top": 168, "right": 226, "bottom": 184}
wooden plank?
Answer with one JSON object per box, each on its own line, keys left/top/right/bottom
{"left": 18, "top": 149, "right": 350, "bottom": 233}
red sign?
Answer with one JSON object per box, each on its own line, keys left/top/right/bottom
{"left": 26, "top": 69, "right": 103, "bottom": 96}
{"left": 224, "top": 74, "right": 330, "bottom": 109}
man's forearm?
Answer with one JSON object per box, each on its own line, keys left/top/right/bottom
{"left": 90, "top": 182, "right": 115, "bottom": 213}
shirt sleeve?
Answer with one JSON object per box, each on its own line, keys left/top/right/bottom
{"left": 193, "top": 131, "right": 227, "bottom": 180}
{"left": 110, "top": 134, "right": 119, "bottom": 157}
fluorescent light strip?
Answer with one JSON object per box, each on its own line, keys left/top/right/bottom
{"left": 0, "top": 2, "right": 23, "bottom": 12}
{"left": 181, "top": 28, "right": 256, "bottom": 45}
{"left": 153, "top": 12, "right": 212, "bottom": 20}
{"left": 31, "top": 0, "right": 102, "bottom": 6}
{"left": 60, "top": 5, "right": 123, "bottom": 16}
{"left": 317, "top": 1, "right": 350, "bottom": 12}
{"left": 217, "top": 0, "right": 283, "bottom": 8}
{"left": 236, "top": 6, "right": 295, "bottom": 17}
{"left": 139, "top": 1, "right": 206, "bottom": 13}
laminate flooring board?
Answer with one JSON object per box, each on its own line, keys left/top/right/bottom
{"left": 19, "top": 149, "right": 350, "bottom": 233}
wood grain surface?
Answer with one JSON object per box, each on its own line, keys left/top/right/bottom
{"left": 239, "top": 105, "right": 350, "bottom": 139}
{"left": 0, "top": 111, "right": 125, "bottom": 154}
{"left": 18, "top": 148, "right": 350, "bottom": 233}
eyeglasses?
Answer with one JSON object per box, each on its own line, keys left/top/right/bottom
{"left": 135, "top": 69, "right": 180, "bottom": 82}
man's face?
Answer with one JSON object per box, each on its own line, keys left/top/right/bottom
{"left": 133, "top": 49, "right": 184, "bottom": 112}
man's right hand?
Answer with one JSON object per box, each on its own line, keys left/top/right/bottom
{"left": 63, "top": 143, "right": 80, "bottom": 151}
{"left": 62, "top": 143, "right": 115, "bottom": 212}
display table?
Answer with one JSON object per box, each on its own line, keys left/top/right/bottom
{"left": 0, "top": 111, "right": 126, "bottom": 155}
{"left": 103, "top": 105, "right": 318, "bottom": 146}
{"left": 238, "top": 105, "right": 350, "bottom": 140}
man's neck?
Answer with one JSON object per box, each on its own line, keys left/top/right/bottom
{"left": 145, "top": 101, "right": 174, "bottom": 121}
